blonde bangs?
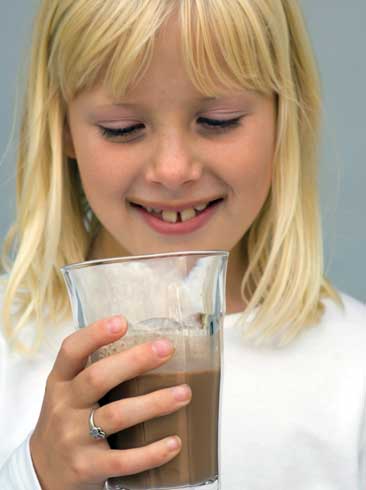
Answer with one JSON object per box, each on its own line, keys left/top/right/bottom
{"left": 48, "top": 0, "right": 175, "bottom": 102}
{"left": 180, "top": 0, "right": 286, "bottom": 97}
{"left": 49, "top": 0, "right": 288, "bottom": 103}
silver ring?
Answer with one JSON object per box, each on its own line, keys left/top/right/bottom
{"left": 89, "top": 407, "right": 107, "bottom": 440}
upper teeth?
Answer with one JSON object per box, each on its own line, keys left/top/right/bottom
{"left": 162, "top": 210, "right": 181, "bottom": 223}
{"left": 145, "top": 203, "right": 209, "bottom": 223}
{"left": 180, "top": 208, "right": 197, "bottom": 222}
{"left": 194, "top": 204, "right": 208, "bottom": 211}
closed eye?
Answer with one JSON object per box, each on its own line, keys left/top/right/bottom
{"left": 197, "top": 116, "right": 243, "bottom": 130}
{"left": 99, "top": 116, "right": 243, "bottom": 142}
{"left": 100, "top": 123, "right": 145, "bottom": 139}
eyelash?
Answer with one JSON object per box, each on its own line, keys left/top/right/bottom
{"left": 99, "top": 116, "right": 243, "bottom": 141}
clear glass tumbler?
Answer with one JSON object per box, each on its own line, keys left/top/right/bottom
{"left": 61, "top": 250, "right": 228, "bottom": 490}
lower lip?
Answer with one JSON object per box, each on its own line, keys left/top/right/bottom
{"left": 132, "top": 200, "right": 223, "bottom": 235}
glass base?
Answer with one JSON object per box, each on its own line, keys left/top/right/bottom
{"left": 106, "top": 476, "right": 219, "bottom": 490}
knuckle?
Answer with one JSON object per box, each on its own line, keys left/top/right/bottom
{"left": 49, "top": 404, "right": 74, "bottom": 442}
{"left": 50, "top": 402, "right": 64, "bottom": 425}
{"left": 129, "top": 345, "right": 151, "bottom": 367}
{"left": 84, "top": 364, "right": 104, "bottom": 390}
{"left": 104, "top": 404, "right": 121, "bottom": 428}
{"left": 59, "top": 427, "right": 75, "bottom": 451}
{"left": 151, "top": 391, "right": 174, "bottom": 416}
{"left": 70, "top": 454, "right": 91, "bottom": 481}
{"left": 107, "top": 456, "right": 128, "bottom": 476}
{"left": 41, "top": 393, "right": 65, "bottom": 426}
{"left": 60, "top": 337, "right": 74, "bottom": 360}
{"left": 45, "top": 373, "right": 64, "bottom": 400}
{"left": 150, "top": 442, "right": 173, "bottom": 465}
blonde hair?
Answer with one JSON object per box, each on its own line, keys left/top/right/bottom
{"left": 1, "top": 0, "right": 340, "bottom": 354}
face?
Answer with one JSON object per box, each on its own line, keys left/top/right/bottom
{"left": 65, "top": 16, "right": 276, "bottom": 307}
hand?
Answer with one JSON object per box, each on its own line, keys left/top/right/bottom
{"left": 30, "top": 316, "right": 192, "bottom": 490}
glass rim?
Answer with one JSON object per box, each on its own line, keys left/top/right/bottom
{"left": 61, "top": 250, "right": 229, "bottom": 273}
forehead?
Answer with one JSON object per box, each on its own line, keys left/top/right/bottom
{"left": 106, "top": 14, "right": 237, "bottom": 103}
{"left": 127, "top": 17, "right": 195, "bottom": 95}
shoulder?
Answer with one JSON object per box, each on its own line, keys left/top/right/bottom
{"left": 312, "top": 291, "right": 366, "bottom": 361}
{"left": 321, "top": 291, "right": 365, "bottom": 330}
{"left": 0, "top": 273, "right": 19, "bottom": 344}
{"left": 0, "top": 273, "right": 73, "bottom": 357}
{"left": 0, "top": 274, "right": 21, "bottom": 357}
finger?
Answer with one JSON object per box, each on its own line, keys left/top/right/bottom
{"left": 81, "top": 436, "right": 182, "bottom": 481}
{"left": 52, "top": 316, "right": 128, "bottom": 380}
{"left": 72, "top": 338, "right": 175, "bottom": 406}
{"left": 92, "top": 384, "right": 192, "bottom": 437}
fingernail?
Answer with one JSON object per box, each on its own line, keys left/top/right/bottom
{"left": 152, "top": 339, "right": 174, "bottom": 358}
{"left": 166, "top": 436, "right": 181, "bottom": 451}
{"left": 107, "top": 316, "right": 124, "bottom": 334}
{"left": 171, "top": 384, "right": 191, "bottom": 402}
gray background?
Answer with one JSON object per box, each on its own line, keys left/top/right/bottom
{"left": 0, "top": 1, "right": 365, "bottom": 301}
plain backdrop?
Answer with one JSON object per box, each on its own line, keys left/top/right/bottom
{"left": 0, "top": 1, "right": 365, "bottom": 301}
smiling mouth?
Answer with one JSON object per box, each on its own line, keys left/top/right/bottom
{"left": 130, "top": 198, "right": 224, "bottom": 224}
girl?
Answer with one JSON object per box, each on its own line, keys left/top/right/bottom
{"left": 1, "top": 0, "right": 365, "bottom": 489}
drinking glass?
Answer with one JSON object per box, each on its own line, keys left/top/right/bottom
{"left": 61, "top": 250, "right": 228, "bottom": 490}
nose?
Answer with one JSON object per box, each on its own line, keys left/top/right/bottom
{"left": 145, "top": 130, "right": 202, "bottom": 190}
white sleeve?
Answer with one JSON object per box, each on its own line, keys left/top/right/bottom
{"left": 359, "top": 304, "right": 366, "bottom": 485}
{"left": 359, "top": 379, "right": 366, "bottom": 486}
{"left": 0, "top": 432, "right": 42, "bottom": 490}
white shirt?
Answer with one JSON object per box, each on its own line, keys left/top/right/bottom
{"left": 0, "top": 289, "right": 365, "bottom": 490}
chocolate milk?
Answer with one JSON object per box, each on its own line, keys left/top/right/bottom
{"left": 100, "top": 368, "right": 220, "bottom": 489}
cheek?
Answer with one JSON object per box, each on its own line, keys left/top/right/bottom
{"left": 208, "top": 131, "right": 274, "bottom": 201}
{"left": 238, "top": 146, "right": 273, "bottom": 196}
{"left": 78, "top": 157, "right": 121, "bottom": 209}
{"left": 72, "top": 132, "right": 135, "bottom": 202}
{"left": 234, "top": 116, "right": 275, "bottom": 198}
